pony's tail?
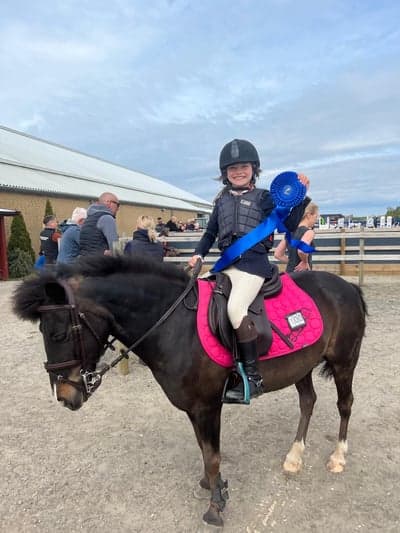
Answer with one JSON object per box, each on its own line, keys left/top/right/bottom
{"left": 351, "top": 282, "right": 368, "bottom": 320}
{"left": 319, "top": 360, "right": 334, "bottom": 379}
{"left": 319, "top": 282, "right": 367, "bottom": 380}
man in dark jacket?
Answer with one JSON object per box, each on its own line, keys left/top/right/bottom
{"left": 39, "top": 215, "right": 61, "bottom": 264}
{"left": 165, "top": 216, "right": 182, "bottom": 232}
{"left": 80, "top": 192, "right": 119, "bottom": 256}
{"left": 155, "top": 217, "right": 165, "bottom": 233}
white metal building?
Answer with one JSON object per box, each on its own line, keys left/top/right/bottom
{"left": 0, "top": 126, "right": 212, "bottom": 256}
{"left": 0, "top": 125, "right": 212, "bottom": 213}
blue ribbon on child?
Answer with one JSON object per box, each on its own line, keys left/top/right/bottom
{"left": 211, "top": 171, "right": 314, "bottom": 273}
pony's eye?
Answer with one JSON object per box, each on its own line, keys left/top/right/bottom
{"left": 51, "top": 331, "right": 69, "bottom": 342}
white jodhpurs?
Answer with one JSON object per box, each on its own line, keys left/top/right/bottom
{"left": 223, "top": 266, "right": 265, "bottom": 329}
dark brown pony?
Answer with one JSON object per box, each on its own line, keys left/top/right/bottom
{"left": 13, "top": 256, "right": 367, "bottom": 528}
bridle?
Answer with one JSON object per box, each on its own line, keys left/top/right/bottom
{"left": 37, "top": 260, "right": 202, "bottom": 399}
{"left": 38, "top": 280, "right": 116, "bottom": 399}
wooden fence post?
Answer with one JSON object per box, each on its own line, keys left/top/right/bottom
{"left": 358, "top": 226, "right": 365, "bottom": 286}
{"left": 116, "top": 341, "right": 130, "bottom": 375}
{"left": 340, "top": 228, "right": 346, "bottom": 276}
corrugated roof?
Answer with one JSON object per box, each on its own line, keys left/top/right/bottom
{"left": 0, "top": 208, "right": 20, "bottom": 216}
{"left": 0, "top": 125, "right": 212, "bottom": 213}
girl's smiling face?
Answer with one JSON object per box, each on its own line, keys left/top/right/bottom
{"left": 226, "top": 162, "right": 253, "bottom": 188}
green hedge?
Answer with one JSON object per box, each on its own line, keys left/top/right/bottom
{"left": 7, "top": 213, "right": 35, "bottom": 278}
{"left": 8, "top": 249, "right": 34, "bottom": 279}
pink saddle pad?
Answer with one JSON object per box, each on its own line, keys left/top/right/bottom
{"left": 197, "top": 274, "right": 323, "bottom": 368}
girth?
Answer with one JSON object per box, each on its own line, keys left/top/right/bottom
{"left": 207, "top": 264, "right": 282, "bottom": 355}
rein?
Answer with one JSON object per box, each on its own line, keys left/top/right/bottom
{"left": 97, "top": 258, "right": 203, "bottom": 376}
{"left": 38, "top": 260, "right": 202, "bottom": 397}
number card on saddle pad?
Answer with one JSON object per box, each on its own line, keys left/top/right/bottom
{"left": 197, "top": 274, "right": 324, "bottom": 368}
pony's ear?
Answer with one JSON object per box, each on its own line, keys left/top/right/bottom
{"left": 13, "top": 278, "right": 67, "bottom": 322}
{"left": 44, "top": 281, "right": 68, "bottom": 305}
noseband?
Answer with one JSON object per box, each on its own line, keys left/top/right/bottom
{"left": 38, "top": 280, "right": 116, "bottom": 398}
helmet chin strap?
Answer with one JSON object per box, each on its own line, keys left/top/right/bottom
{"left": 231, "top": 185, "right": 251, "bottom": 191}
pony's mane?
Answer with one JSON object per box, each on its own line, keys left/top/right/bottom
{"left": 56, "top": 254, "right": 190, "bottom": 284}
{"left": 13, "top": 256, "right": 190, "bottom": 322}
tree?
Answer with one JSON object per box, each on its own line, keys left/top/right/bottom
{"left": 7, "top": 213, "right": 35, "bottom": 262}
{"left": 8, "top": 249, "right": 34, "bottom": 279}
{"left": 386, "top": 206, "right": 400, "bottom": 217}
{"left": 44, "top": 199, "right": 54, "bottom": 217}
{"left": 7, "top": 214, "right": 35, "bottom": 278}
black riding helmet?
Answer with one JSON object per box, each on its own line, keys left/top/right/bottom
{"left": 219, "top": 139, "right": 260, "bottom": 172}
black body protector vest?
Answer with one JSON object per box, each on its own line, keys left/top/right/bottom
{"left": 39, "top": 228, "right": 59, "bottom": 261}
{"left": 79, "top": 211, "right": 109, "bottom": 256}
{"left": 216, "top": 188, "right": 272, "bottom": 251}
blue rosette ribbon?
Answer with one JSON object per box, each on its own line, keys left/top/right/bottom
{"left": 211, "top": 171, "right": 313, "bottom": 273}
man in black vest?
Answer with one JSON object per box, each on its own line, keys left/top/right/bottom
{"left": 39, "top": 215, "right": 61, "bottom": 264}
{"left": 80, "top": 192, "right": 120, "bottom": 256}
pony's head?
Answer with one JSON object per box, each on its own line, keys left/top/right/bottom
{"left": 13, "top": 256, "right": 191, "bottom": 410}
{"left": 13, "top": 272, "right": 114, "bottom": 410}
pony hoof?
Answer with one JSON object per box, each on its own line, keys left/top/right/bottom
{"left": 203, "top": 508, "right": 224, "bottom": 529}
{"left": 200, "top": 477, "right": 211, "bottom": 490}
{"left": 327, "top": 460, "right": 345, "bottom": 473}
{"left": 283, "top": 458, "right": 303, "bottom": 474}
{"left": 202, "top": 518, "right": 224, "bottom": 530}
{"left": 283, "top": 441, "right": 305, "bottom": 474}
{"left": 283, "top": 461, "right": 302, "bottom": 474}
{"left": 193, "top": 485, "right": 211, "bottom": 500}
{"left": 198, "top": 521, "right": 224, "bottom": 532}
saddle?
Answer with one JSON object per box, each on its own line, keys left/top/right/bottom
{"left": 207, "top": 265, "right": 282, "bottom": 356}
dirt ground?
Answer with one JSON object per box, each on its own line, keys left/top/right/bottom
{"left": 1, "top": 275, "right": 399, "bottom": 533}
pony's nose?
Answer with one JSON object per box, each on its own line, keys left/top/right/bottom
{"left": 62, "top": 398, "right": 80, "bottom": 411}
{"left": 58, "top": 394, "right": 83, "bottom": 410}
{"left": 54, "top": 382, "right": 83, "bottom": 410}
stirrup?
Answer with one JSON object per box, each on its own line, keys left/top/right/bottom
{"left": 222, "top": 362, "right": 250, "bottom": 405}
{"left": 223, "top": 376, "right": 264, "bottom": 404}
{"left": 248, "top": 375, "right": 264, "bottom": 397}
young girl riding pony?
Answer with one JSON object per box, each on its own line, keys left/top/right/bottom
{"left": 189, "top": 139, "right": 310, "bottom": 403}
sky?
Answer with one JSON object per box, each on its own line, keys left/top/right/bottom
{"left": 1, "top": 0, "right": 399, "bottom": 216}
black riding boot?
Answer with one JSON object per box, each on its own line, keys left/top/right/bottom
{"left": 224, "top": 317, "right": 264, "bottom": 403}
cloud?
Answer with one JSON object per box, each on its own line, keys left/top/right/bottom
{"left": 17, "top": 113, "right": 47, "bottom": 133}
{"left": 322, "top": 136, "right": 400, "bottom": 152}
{"left": 0, "top": 0, "right": 399, "bottom": 216}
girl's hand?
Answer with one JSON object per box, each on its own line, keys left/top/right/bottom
{"left": 298, "top": 174, "right": 310, "bottom": 191}
{"left": 188, "top": 255, "right": 203, "bottom": 268}
{"left": 294, "top": 259, "right": 310, "bottom": 272}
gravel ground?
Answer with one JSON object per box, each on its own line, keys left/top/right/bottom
{"left": 0, "top": 275, "right": 399, "bottom": 533}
